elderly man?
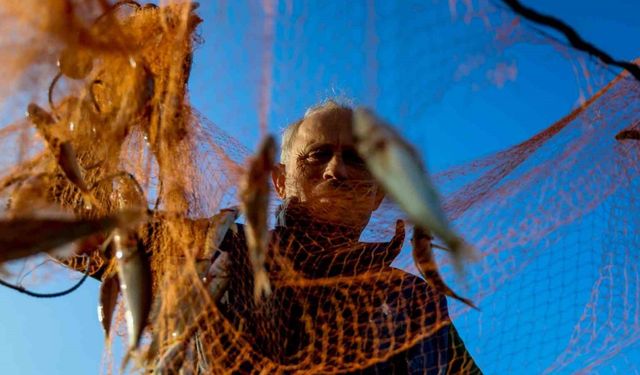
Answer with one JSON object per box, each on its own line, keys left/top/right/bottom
{"left": 51, "top": 98, "right": 479, "bottom": 373}
{"left": 212, "top": 101, "right": 482, "bottom": 374}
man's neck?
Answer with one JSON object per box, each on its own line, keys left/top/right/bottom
{"left": 271, "top": 198, "right": 405, "bottom": 278}
{"left": 275, "top": 198, "right": 362, "bottom": 247}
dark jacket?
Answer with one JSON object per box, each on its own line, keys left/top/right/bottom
{"left": 218, "top": 203, "right": 481, "bottom": 374}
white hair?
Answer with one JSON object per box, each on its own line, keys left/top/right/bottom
{"left": 280, "top": 99, "right": 352, "bottom": 163}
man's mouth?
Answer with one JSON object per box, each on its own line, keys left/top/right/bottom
{"left": 312, "top": 180, "right": 376, "bottom": 201}
{"left": 313, "top": 180, "right": 353, "bottom": 197}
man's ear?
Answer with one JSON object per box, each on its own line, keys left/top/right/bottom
{"left": 272, "top": 163, "right": 287, "bottom": 199}
{"left": 372, "top": 186, "right": 385, "bottom": 211}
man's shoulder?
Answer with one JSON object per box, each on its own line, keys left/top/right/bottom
{"left": 384, "top": 266, "right": 449, "bottom": 316}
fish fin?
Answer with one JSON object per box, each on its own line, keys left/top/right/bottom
{"left": 413, "top": 228, "right": 479, "bottom": 311}
{"left": 422, "top": 262, "right": 480, "bottom": 311}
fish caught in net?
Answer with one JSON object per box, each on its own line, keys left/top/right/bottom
{"left": 0, "top": 0, "right": 638, "bottom": 374}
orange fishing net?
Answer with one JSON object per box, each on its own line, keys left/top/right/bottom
{"left": 0, "top": 1, "right": 638, "bottom": 374}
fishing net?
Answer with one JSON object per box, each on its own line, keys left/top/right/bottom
{"left": 0, "top": 0, "right": 638, "bottom": 374}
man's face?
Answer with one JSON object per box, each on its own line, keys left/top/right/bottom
{"left": 272, "top": 108, "right": 385, "bottom": 230}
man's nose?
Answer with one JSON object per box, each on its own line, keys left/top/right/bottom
{"left": 323, "top": 154, "right": 348, "bottom": 180}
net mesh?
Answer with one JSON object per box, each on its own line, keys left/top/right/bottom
{"left": 0, "top": 0, "right": 638, "bottom": 374}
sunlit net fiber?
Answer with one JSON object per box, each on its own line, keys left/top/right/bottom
{"left": 432, "top": 72, "right": 640, "bottom": 373}
{"left": 0, "top": 0, "right": 638, "bottom": 374}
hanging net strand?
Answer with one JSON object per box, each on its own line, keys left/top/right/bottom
{"left": 501, "top": 0, "right": 640, "bottom": 82}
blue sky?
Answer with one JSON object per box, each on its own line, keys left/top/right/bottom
{"left": 0, "top": 1, "right": 638, "bottom": 374}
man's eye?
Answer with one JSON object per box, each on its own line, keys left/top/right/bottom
{"left": 343, "top": 149, "right": 366, "bottom": 167}
{"left": 307, "top": 149, "right": 333, "bottom": 163}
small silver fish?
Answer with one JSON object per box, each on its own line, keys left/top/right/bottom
{"left": 0, "top": 210, "right": 142, "bottom": 263}
{"left": 353, "top": 108, "right": 476, "bottom": 271}
{"left": 26, "top": 103, "right": 93, "bottom": 206}
{"left": 239, "top": 135, "right": 275, "bottom": 301}
{"left": 114, "top": 228, "right": 152, "bottom": 369}
{"left": 97, "top": 266, "right": 120, "bottom": 339}
{"left": 111, "top": 173, "right": 150, "bottom": 363}
{"left": 58, "top": 141, "right": 89, "bottom": 193}
{"left": 412, "top": 227, "right": 478, "bottom": 310}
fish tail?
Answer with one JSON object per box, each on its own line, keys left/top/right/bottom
{"left": 103, "top": 335, "right": 112, "bottom": 353}
{"left": 253, "top": 269, "right": 272, "bottom": 301}
{"left": 449, "top": 238, "right": 479, "bottom": 274}
{"left": 444, "top": 240, "right": 480, "bottom": 310}
{"left": 120, "top": 348, "right": 143, "bottom": 374}
{"left": 447, "top": 289, "right": 480, "bottom": 311}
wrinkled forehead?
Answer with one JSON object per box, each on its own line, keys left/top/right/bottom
{"left": 293, "top": 109, "right": 354, "bottom": 150}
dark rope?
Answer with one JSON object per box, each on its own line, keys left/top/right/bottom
{"left": 48, "top": 72, "right": 62, "bottom": 115}
{"left": 0, "top": 258, "right": 91, "bottom": 298}
{"left": 153, "top": 180, "right": 163, "bottom": 211}
{"left": 501, "top": 0, "right": 640, "bottom": 82}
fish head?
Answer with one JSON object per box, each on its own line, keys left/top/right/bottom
{"left": 26, "top": 103, "right": 55, "bottom": 127}
{"left": 257, "top": 135, "right": 277, "bottom": 168}
{"left": 353, "top": 107, "right": 419, "bottom": 160}
{"left": 352, "top": 108, "right": 380, "bottom": 148}
{"left": 243, "top": 135, "right": 276, "bottom": 194}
